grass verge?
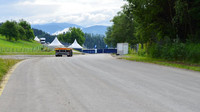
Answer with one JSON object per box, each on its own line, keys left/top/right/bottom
{"left": 0, "top": 58, "right": 21, "bottom": 83}
{"left": 122, "top": 54, "right": 200, "bottom": 72}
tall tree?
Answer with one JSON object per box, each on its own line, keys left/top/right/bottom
{"left": 58, "top": 27, "right": 85, "bottom": 45}
{"left": 104, "top": 27, "right": 114, "bottom": 47}
{"left": 104, "top": 11, "right": 135, "bottom": 47}
{"left": 69, "top": 27, "right": 85, "bottom": 45}
{"left": 19, "top": 19, "right": 34, "bottom": 40}
{"left": 189, "top": 0, "right": 200, "bottom": 42}
{"left": 0, "top": 20, "right": 19, "bottom": 41}
{"left": 84, "top": 33, "right": 106, "bottom": 49}
{"left": 17, "top": 25, "right": 26, "bottom": 40}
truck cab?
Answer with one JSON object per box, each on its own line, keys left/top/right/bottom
{"left": 55, "top": 48, "right": 73, "bottom": 57}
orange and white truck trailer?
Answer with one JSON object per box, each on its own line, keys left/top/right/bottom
{"left": 55, "top": 48, "right": 73, "bottom": 57}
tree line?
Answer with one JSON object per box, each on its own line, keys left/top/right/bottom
{"left": 33, "top": 28, "right": 55, "bottom": 43}
{"left": 57, "top": 27, "right": 85, "bottom": 45}
{"left": 105, "top": 0, "right": 200, "bottom": 62}
{"left": 0, "top": 20, "right": 34, "bottom": 41}
{"left": 84, "top": 33, "right": 106, "bottom": 49}
{"left": 56, "top": 27, "right": 106, "bottom": 49}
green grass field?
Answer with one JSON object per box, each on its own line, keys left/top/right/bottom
{"left": 0, "top": 58, "right": 20, "bottom": 83}
{"left": 0, "top": 35, "right": 42, "bottom": 48}
{"left": 122, "top": 54, "right": 200, "bottom": 72}
{"left": 0, "top": 35, "right": 54, "bottom": 55}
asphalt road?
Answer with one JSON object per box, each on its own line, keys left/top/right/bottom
{"left": 0, "top": 54, "right": 200, "bottom": 112}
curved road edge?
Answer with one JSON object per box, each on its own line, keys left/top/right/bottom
{"left": 0, "top": 60, "right": 24, "bottom": 96}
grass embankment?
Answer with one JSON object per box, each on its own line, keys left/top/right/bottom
{"left": 0, "top": 58, "right": 20, "bottom": 83}
{"left": 122, "top": 54, "right": 200, "bottom": 72}
{"left": 0, "top": 35, "right": 54, "bottom": 55}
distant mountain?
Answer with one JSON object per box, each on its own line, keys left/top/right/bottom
{"left": 52, "top": 28, "right": 69, "bottom": 35}
{"left": 31, "top": 23, "right": 82, "bottom": 34}
{"left": 31, "top": 23, "right": 108, "bottom": 35}
{"left": 82, "top": 25, "right": 108, "bottom": 35}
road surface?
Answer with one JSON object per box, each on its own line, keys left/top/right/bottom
{"left": 0, "top": 54, "right": 200, "bottom": 112}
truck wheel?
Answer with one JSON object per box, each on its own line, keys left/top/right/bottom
{"left": 71, "top": 52, "right": 73, "bottom": 57}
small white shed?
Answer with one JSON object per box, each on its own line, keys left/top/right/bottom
{"left": 117, "top": 43, "right": 128, "bottom": 55}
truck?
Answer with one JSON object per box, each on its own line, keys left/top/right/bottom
{"left": 55, "top": 48, "right": 73, "bottom": 57}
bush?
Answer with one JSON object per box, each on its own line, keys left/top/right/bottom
{"left": 147, "top": 43, "right": 161, "bottom": 58}
{"left": 162, "top": 43, "right": 186, "bottom": 60}
{"left": 185, "top": 43, "right": 200, "bottom": 63}
{"left": 147, "top": 42, "right": 200, "bottom": 63}
{"left": 137, "top": 44, "right": 147, "bottom": 56}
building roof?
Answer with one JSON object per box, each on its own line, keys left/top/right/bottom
{"left": 34, "top": 36, "right": 40, "bottom": 42}
{"left": 48, "top": 37, "right": 64, "bottom": 47}
{"left": 68, "top": 39, "right": 83, "bottom": 49}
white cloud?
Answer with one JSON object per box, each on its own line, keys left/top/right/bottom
{"left": 0, "top": 0, "right": 125, "bottom": 26}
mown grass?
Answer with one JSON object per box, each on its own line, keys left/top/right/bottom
{"left": 0, "top": 58, "right": 21, "bottom": 83}
{"left": 122, "top": 54, "right": 200, "bottom": 72}
{"left": 0, "top": 35, "right": 42, "bottom": 48}
{"left": 0, "top": 35, "right": 54, "bottom": 55}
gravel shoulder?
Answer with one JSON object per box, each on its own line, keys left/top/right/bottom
{"left": 0, "top": 55, "right": 55, "bottom": 59}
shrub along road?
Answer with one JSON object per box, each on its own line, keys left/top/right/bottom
{"left": 0, "top": 54, "right": 199, "bottom": 112}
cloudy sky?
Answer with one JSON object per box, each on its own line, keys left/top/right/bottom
{"left": 0, "top": 0, "right": 125, "bottom": 26}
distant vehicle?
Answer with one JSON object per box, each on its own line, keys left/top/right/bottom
{"left": 55, "top": 48, "right": 73, "bottom": 57}
{"left": 40, "top": 38, "right": 46, "bottom": 44}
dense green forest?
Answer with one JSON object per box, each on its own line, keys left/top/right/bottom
{"left": 33, "top": 28, "right": 55, "bottom": 43}
{"left": 84, "top": 33, "right": 106, "bottom": 49}
{"left": 0, "top": 20, "right": 34, "bottom": 41}
{"left": 105, "top": 0, "right": 200, "bottom": 63}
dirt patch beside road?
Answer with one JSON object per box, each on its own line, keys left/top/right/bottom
{"left": 0, "top": 55, "right": 55, "bottom": 59}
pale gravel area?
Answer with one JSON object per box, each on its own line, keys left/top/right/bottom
{"left": 0, "top": 50, "right": 83, "bottom": 59}
{"left": 0, "top": 54, "right": 200, "bottom": 112}
{"left": 0, "top": 55, "right": 55, "bottom": 59}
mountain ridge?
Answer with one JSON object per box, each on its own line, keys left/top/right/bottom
{"left": 31, "top": 23, "right": 108, "bottom": 35}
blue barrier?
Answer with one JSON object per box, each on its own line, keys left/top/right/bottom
{"left": 83, "top": 50, "right": 95, "bottom": 54}
{"left": 83, "top": 49, "right": 117, "bottom": 54}
{"left": 97, "top": 49, "right": 103, "bottom": 53}
{"left": 104, "top": 49, "right": 117, "bottom": 53}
